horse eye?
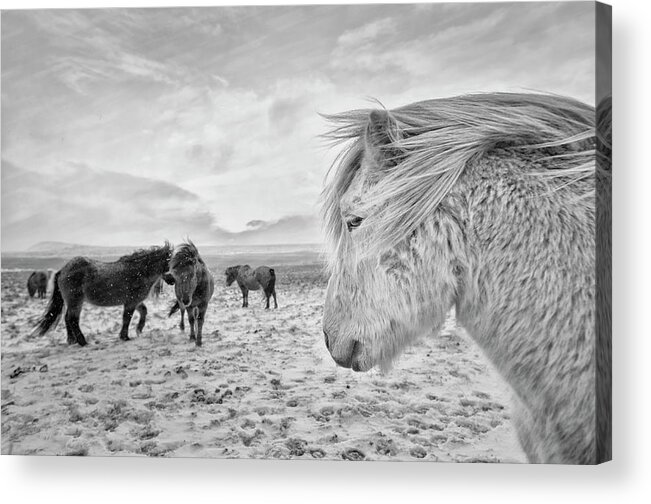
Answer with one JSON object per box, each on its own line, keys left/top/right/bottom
{"left": 346, "top": 216, "right": 364, "bottom": 232}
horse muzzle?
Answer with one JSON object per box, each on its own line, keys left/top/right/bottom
{"left": 323, "top": 281, "right": 372, "bottom": 372}
{"left": 323, "top": 329, "right": 369, "bottom": 372}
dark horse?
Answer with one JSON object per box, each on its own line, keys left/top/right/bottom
{"left": 34, "top": 243, "right": 173, "bottom": 346}
{"left": 165, "top": 241, "right": 214, "bottom": 346}
{"left": 27, "top": 271, "right": 48, "bottom": 298}
{"left": 225, "top": 265, "right": 277, "bottom": 309}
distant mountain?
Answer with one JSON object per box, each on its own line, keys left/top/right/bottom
{"left": 212, "top": 215, "right": 324, "bottom": 246}
{"left": 25, "top": 241, "right": 138, "bottom": 256}
{"left": 15, "top": 241, "right": 323, "bottom": 258}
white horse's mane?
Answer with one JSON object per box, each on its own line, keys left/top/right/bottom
{"left": 321, "top": 92, "right": 599, "bottom": 264}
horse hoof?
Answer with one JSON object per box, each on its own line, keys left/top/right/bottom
{"left": 120, "top": 336, "right": 130, "bottom": 342}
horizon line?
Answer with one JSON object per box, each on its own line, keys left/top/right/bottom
{"left": 1, "top": 241, "right": 325, "bottom": 255}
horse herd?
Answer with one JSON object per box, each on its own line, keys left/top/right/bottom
{"left": 30, "top": 240, "right": 277, "bottom": 348}
{"left": 21, "top": 92, "right": 610, "bottom": 464}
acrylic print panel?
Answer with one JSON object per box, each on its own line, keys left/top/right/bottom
{"left": 0, "top": 2, "right": 611, "bottom": 464}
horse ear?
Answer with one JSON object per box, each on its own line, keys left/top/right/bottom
{"left": 163, "top": 273, "right": 175, "bottom": 285}
{"left": 365, "top": 109, "right": 403, "bottom": 167}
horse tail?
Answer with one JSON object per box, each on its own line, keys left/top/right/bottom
{"left": 34, "top": 271, "right": 64, "bottom": 335}
{"left": 27, "top": 272, "right": 36, "bottom": 297}
{"left": 168, "top": 300, "right": 180, "bottom": 317}
{"left": 149, "top": 278, "right": 163, "bottom": 299}
{"left": 268, "top": 268, "right": 276, "bottom": 291}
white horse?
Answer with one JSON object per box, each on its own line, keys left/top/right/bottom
{"left": 321, "top": 93, "right": 611, "bottom": 464}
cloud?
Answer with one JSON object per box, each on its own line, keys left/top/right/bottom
{"left": 268, "top": 96, "right": 309, "bottom": 132}
{"left": 14, "top": 9, "right": 231, "bottom": 96}
{"left": 327, "top": 2, "right": 594, "bottom": 105}
{"left": 1, "top": 161, "right": 220, "bottom": 250}
{"left": 336, "top": 17, "right": 396, "bottom": 48}
{"left": 246, "top": 220, "right": 266, "bottom": 229}
{"left": 50, "top": 51, "right": 182, "bottom": 96}
{"left": 212, "top": 74, "right": 229, "bottom": 87}
{"left": 1, "top": 159, "right": 324, "bottom": 251}
{"left": 1, "top": 4, "right": 597, "bottom": 252}
{"left": 330, "top": 17, "right": 400, "bottom": 77}
{"left": 213, "top": 215, "right": 322, "bottom": 245}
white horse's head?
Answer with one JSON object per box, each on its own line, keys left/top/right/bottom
{"left": 322, "top": 107, "right": 461, "bottom": 371}
{"left": 321, "top": 93, "right": 596, "bottom": 373}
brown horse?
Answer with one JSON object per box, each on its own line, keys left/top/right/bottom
{"left": 27, "top": 271, "right": 48, "bottom": 299}
{"left": 225, "top": 265, "right": 277, "bottom": 309}
{"left": 165, "top": 241, "right": 214, "bottom": 346}
{"left": 321, "top": 93, "right": 611, "bottom": 464}
{"left": 34, "top": 243, "right": 173, "bottom": 346}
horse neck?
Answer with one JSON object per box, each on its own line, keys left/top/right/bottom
{"left": 192, "top": 262, "right": 214, "bottom": 300}
{"left": 137, "top": 249, "right": 172, "bottom": 279}
{"left": 451, "top": 153, "right": 595, "bottom": 409}
{"left": 196, "top": 261, "right": 210, "bottom": 283}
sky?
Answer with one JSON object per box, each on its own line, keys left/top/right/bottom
{"left": 1, "top": 2, "right": 596, "bottom": 251}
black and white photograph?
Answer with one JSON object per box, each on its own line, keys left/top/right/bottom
{"left": 1, "top": 0, "right": 611, "bottom": 468}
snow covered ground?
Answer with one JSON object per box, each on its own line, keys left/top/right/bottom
{"left": 1, "top": 263, "right": 524, "bottom": 462}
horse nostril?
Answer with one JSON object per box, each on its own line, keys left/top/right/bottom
{"left": 323, "top": 330, "right": 330, "bottom": 351}
{"left": 182, "top": 297, "right": 191, "bottom": 305}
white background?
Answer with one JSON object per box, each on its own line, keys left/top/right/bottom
{"left": 1, "top": 0, "right": 648, "bottom": 502}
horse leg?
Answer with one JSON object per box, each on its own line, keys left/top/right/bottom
{"left": 63, "top": 311, "right": 77, "bottom": 345}
{"left": 119, "top": 305, "right": 136, "bottom": 341}
{"left": 240, "top": 286, "right": 248, "bottom": 307}
{"left": 71, "top": 316, "right": 87, "bottom": 346}
{"left": 179, "top": 307, "right": 185, "bottom": 331}
{"left": 273, "top": 289, "right": 278, "bottom": 309}
{"left": 195, "top": 306, "right": 206, "bottom": 347}
{"left": 64, "top": 310, "right": 77, "bottom": 345}
{"left": 65, "top": 310, "right": 88, "bottom": 346}
{"left": 135, "top": 303, "right": 147, "bottom": 335}
{"left": 70, "top": 317, "right": 87, "bottom": 347}
{"left": 187, "top": 307, "right": 197, "bottom": 341}
{"left": 264, "top": 291, "right": 270, "bottom": 310}
{"left": 64, "top": 297, "right": 87, "bottom": 346}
